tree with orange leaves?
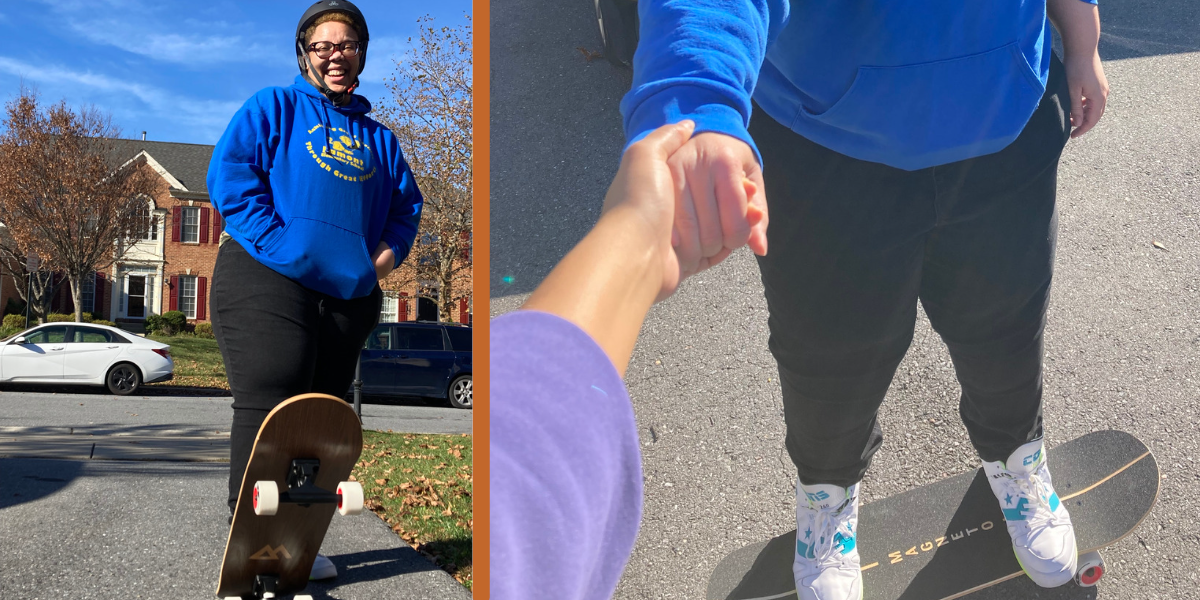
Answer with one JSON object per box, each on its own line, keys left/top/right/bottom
{"left": 0, "top": 88, "right": 157, "bottom": 323}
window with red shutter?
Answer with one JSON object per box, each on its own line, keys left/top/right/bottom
{"left": 197, "top": 276, "right": 207, "bottom": 320}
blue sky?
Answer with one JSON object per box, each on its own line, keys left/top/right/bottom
{"left": 0, "top": 0, "right": 472, "bottom": 145}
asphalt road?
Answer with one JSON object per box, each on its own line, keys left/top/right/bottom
{"left": 491, "top": 2, "right": 1200, "bottom": 599}
{"left": 0, "top": 390, "right": 473, "bottom": 599}
{"left": 0, "top": 459, "right": 469, "bottom": 600}
{"left": 0, "top": 390, "right": 472, "bottom": 436}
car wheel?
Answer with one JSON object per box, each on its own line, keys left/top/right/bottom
{"left": 448, "top": 375, "right": 472, "bottom": 409}
{"left": 595, "top": 0, "right": 639, "bottom": 67}
{"left": 106, "top": 363, "right": 141, "bottom": 396}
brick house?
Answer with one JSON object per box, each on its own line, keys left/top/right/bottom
{"left": 381, "top": 229, "right": 473, "bottom": 325}
{"left": 29, "top": 138, "right": 471, "bottom": 329}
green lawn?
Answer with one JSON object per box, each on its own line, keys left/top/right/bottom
{"left": 352, "top": 431, "right": 474, "bottom": 589}
{"left": 146, "top": 334, "right": 228, "bottom": 389}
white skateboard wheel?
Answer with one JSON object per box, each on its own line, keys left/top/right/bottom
{"left": 253, "top": 481, "right": 279, "bottom": 516}
{"left": 294, "top": 596, "right": 314, "bottom": 600}
{"left": 1076, "top": 550, "right": 1104, "bottom": 587}
{"left": 337, "top": 481, "right": 364, "bottom": 516}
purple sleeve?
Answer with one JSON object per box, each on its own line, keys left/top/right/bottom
{"left": 490, "top": 310, "right": 643, "bottom": 600}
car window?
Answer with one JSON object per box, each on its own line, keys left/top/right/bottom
{"left": 24, "top": 326, "right": 68, "bottom": 344}
{"left": 364, "top": 326, "right": 392, "bottom": 350}
{"left": 446, "top": 327, "right": 472, "bottom": 352}
{"left": 395, "top": 328, "right": 444, "bottom": 351}
{"left": 72, "top": 327, "right": 114, "bottom": 343}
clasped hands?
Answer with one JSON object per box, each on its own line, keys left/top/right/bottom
{"left": 602, "top": 121, "right": 768, "bottom": 303}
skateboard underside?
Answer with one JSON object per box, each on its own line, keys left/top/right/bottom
{"left": 706, "top": 430, "right": 1159, "bottom": 600}
{"left": 217, "top": 394, "right": 363, "bottom": 598}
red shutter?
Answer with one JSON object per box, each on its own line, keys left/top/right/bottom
{"left": 197, "top": 276, "right": 207, "bottom": 320}
{"left": 171, "top": 206, "right": 181, "bottom": 242}
{"left": 200, "top": 207, "right": 210, "bottom": 244}
{"left": 213, "top": 213, "right": 223, "bottom": 239}
{"left": 95, "top": 272, "right": 106, "bottom": 318}
{"left": 398, "top": 292, "right": 408, "bottom": 322}
{"left": 169, "top": 276, "right": 179, "bottom": 311}
{"left": 459, "top": 298, "right": 468, "bottom": 323}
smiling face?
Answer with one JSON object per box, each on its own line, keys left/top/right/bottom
{"left": 306, "top": 20, "right": 361, "bottom": 94}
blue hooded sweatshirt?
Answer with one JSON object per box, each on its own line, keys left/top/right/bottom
{"left": 207, "top": 75, "right": 422, "bottom": 299}
{"left": 622, "top": 0, "right": 1098, "bottom": 171}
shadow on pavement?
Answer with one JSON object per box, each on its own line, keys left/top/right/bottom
{"left": 1099, "top": 0, "right": 1200, "bottom": 60}
{"left": 307, "top": 547, "right": 444, "bottom": 596}
{"left": 0, "top": 457, "right": 219, "bottom": 510}
{"left": 965, "top": 577, "right": 1101, "bottom": 599}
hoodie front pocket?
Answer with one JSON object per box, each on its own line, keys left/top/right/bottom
{"left": 798, "top": 43, "right": 1043, "bottom": 164}
{"left": 263, "top": 217, "right": 376, "bottom": 298}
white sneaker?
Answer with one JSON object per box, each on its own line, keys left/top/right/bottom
{"left": 983, "top": 439, "right": 1077, "bottom": 587}
{"left": 310, "top": 553, "right": 337, "bottom": 580}
{"left": 793, "top": 481, "right": 863, "bottom": 600}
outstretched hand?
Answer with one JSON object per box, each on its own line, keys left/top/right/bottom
{"left": 666, "top": 132, "right": 768, "bottom": 279}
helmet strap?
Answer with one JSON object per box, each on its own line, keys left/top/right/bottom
{"left": 299, "top": 46, "right": 355, "bottom": 107}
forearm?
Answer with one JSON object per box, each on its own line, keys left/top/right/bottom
{"left": 1048, "top": 0, "right": 1100, "bottom": 58}
{"left": 621, "top": 0, "right": 788, "bottom": 161}
{"left": 522, "top": 205, "right": 663, "bottom": 377}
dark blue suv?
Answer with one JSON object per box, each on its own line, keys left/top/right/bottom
{"left": 354, "top": 322, "right": 473, "bottom": 409}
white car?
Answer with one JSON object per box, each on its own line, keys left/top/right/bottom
{"left": 0, "top": 322, "right": 174, "bottom": 395}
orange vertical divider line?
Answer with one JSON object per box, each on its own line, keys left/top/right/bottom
{"left": 471, "top": 0, "right": 490, "bottom": 596}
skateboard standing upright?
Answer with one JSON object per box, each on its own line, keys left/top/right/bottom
{"left": 707, "top": 429, "right": 1159, "bottom": 600}
{"left": 217, "top": 393, "right": 366, "bottom": 600}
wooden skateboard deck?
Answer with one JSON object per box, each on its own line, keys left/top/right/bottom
{"left": 217, "top": 393, "right": 363, "bottom": 599}
{"left": 707, "top": 430, "right": 1159, "bottom": 600}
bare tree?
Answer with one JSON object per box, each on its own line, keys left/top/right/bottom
{"left": 0, "top": 88, "right": 157, "bottom": 322}
{"left": 375, "top": 14, "right": 472, "bottom": 323}
{"left": 0, "top": 225, "right": 62, "bottom": 322}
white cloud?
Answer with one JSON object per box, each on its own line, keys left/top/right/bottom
{"left": 31, "top": 0, "right": 274, "bottom": 67}
{"left": 0, "top": 56, "right": 241, "bottom": 140}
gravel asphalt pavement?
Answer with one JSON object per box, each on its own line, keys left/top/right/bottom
{"left": 491, "top": 1, "right": 1199, "bottom": 598}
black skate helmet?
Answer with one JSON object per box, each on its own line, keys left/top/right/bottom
{"left": 295, "top": 0, "right": 370, "bottom": 105}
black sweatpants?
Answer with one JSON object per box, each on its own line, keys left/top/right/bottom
{"left": 750, "top": 55, "right": 1072, "bottom": 487}
{"left": 210, "top": 240, "right": 382, "bottom": 513}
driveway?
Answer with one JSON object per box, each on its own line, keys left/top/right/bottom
{"left": 490, "top": 1, "right": 1200, "bottom": 598}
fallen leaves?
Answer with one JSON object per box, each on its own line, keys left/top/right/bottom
{"left": 351, "top": 431, "right": 473, "bottom": 587}
{"left": 576, "top": 46, "right": 604, "bottom": 62}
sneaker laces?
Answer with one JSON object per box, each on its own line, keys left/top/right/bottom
{"left": 998, "top": 467, "right": 1068, "bottom": 531}
{"left": 806, "top": 498, "right": 853, "bottom": 565}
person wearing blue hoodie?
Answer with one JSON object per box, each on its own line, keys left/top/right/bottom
{"left": 205, "top": 0, "right": 421, "bottom": 581}
{"left": 621, "top": 1, "right": 1108, "bottom": 598}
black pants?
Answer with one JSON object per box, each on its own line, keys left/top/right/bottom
{"left": 751, "top": 55, "right": 1071, "bottom": 487}
{"left": 211, "top": 240, "right": 382, "bottom": 513}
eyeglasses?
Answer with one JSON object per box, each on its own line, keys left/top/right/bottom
{"left": 307, "top": 40, "right": 363, "bottom": 59}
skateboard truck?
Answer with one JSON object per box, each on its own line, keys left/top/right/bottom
{"left": 252, "top": 459, "right": 365, "bottom": 517}
{"left": 282, "top": 459, "right": 339, "bottom": 506}
{"left": 221, "top": 574, "right": 314, "bottom": 600}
